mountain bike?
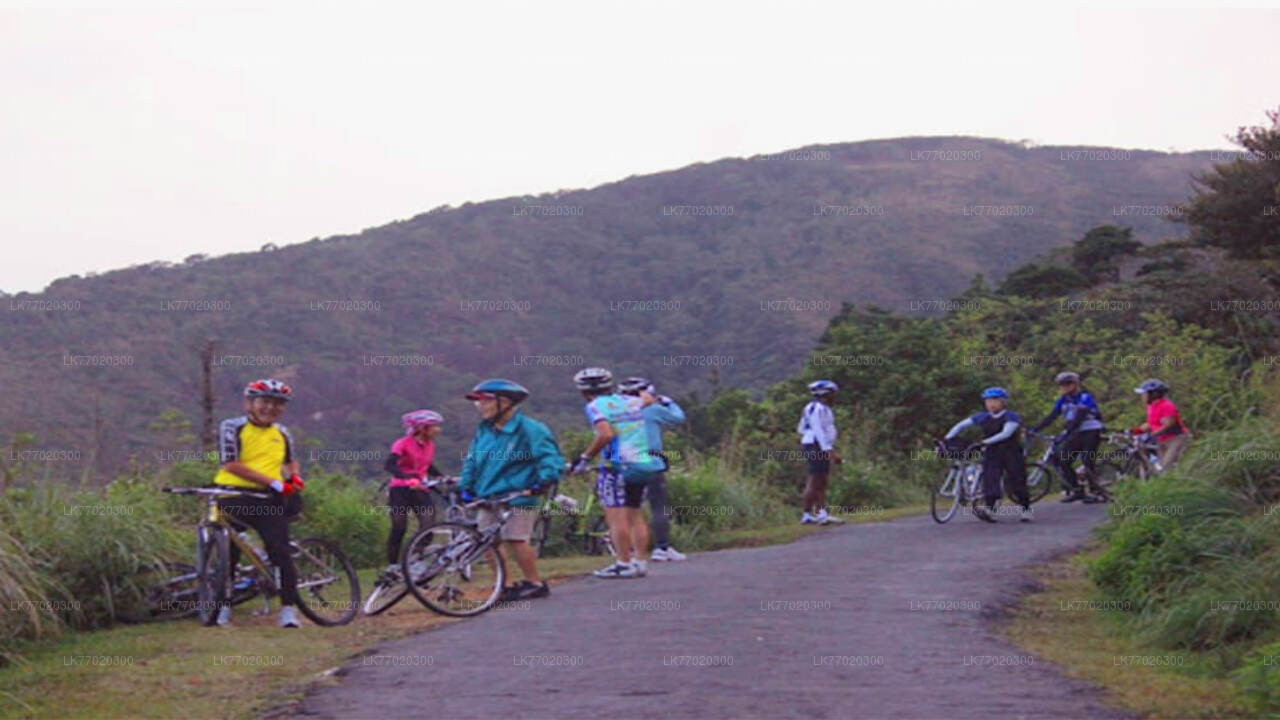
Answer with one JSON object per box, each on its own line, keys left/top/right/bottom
{"left": 399, "top": 489, "right": 533, "bottom": 617}
{"left": 930, "top": 439, "right": 987, "bottom": 523}
{"left": 1102, "top": 430, "right": 1162, "bottom": 481}
{"left": 161, "top": 487, "right": 360, "bottom": 626}
{"left": 1024, "top": 430, "right": 1121, "bottom": 501}
{"left": 529, "top": 480, "right": 615, "bottom": 557}
{"left": 362, "top": 476, "right": 468, "bottom": 616}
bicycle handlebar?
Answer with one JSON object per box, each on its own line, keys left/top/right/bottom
{"left": 163, "top": 486, "right": 272, "bottom": 500}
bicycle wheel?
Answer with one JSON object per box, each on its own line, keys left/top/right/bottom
{"left": 292, "top": 537, "right": 360, "bottom": 626}
{"left": 402, "top": 522, "right": 505, "bottom": 617}
{"left": 1025, "top": 462, "right": 1057, "bottom": 503}
{"left": 115, "top": 562, "right": 199, "bottom": 623}
{"left": 1091, "top": 462, "right": 1122, "bottom": 499}
{"left": 361, "top": 572, "right": 409, "bottom": 616}
{"left": 195, "top": 525, "right": 229, "bottom": 626}
{"left": 930, "top": 467, "right": 962, "bottom": 524}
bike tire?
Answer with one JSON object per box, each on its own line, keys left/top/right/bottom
{"left": 1025, "top": 462, "right": 1057, "bottom": 503}
{"left": 196, "top": 525, "right": 230, "bottom": 626}
{"left": 115, "top": 561, "right": 199, "bottom": 623}
{"left": 292, "top": 537, "right": 360, "bottom": 626}
{"left": 1091, "top": 461, "right": 1122, "bottom": 499}
{"left": 930, "top": 467, "right": 962, "bottom": 524}
{"left": 587, "top": 515, "right": 615, "bottom": 556}
{"left": 402, "top": 521, "right": 505, "bottom": 617}
{"left": 362, "top": 577, "right": 409, "bottom": 616}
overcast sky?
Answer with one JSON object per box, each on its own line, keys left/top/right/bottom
{"left": 3, "top": 2, "right": 1278, "bottom": 293}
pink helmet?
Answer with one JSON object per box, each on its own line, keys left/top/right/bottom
{"left": 401, "top": 409, "right": 444, "bottom": 434}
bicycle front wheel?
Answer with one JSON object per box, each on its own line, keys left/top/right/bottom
{"left": 930, "top": 467, "right": 962, "bottom": 524}
{"left": 402, "top": 522, "right": 505, "bottom": 617}
{"left": 362, "top": 573, "right": 409, "bottom": 616}
{"left": 1025, "top": 462, "right": 1056, "bottom": 503}
{"left": 292, "top": 537, "right": 360, "bottom": 626}
{"left": 195, "top": 525, "right": 230, "bottom": 626}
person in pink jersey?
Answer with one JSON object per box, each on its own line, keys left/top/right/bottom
{"left": 1131, "top": 379, "right": 1191, "bottom": 471}
{"left": 381, "top": 409, "right": 445, "bottom": 579}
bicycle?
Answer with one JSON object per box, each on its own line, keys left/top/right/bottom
{"left": 929, "top": 439, "right": 987, "bottom": 523}
{"left": 529, "top": 480, "right": 615, "bottom": 557}
{"left": 1102, "top": 430, "right": 1162, "bottom": 481}
{"left": 362, "top": 476, "right": 468, "bottom": 616}
{"left": 1024, "top": 430, "right": 1121, "bottom": 501}
{"left": 160, "top": 486, "right": 360, "bottom": 626}
{"left": 399, "top": 489, "right": 534, "bottom": 617}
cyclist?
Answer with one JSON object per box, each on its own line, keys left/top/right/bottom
{"left": 1131, "top": 378, "right": 1191, "bottom": 471}
{"left": 380, "top": 409, "right": 446, "bottom": 581}
{"left": 211, "top": 379, "right": 306, "bottom": 628}
{"left": 797, "top": 380, "right": 841, "bottom": 525}
{"left": 570, "top": 367, "right": 664, "bottom": 579}
{"left": 619, "top": 376, "right": 687, "bottom": 562}
{"left": 459, "top": 379, "right": 564, "bottom": 601}
{"left": 1030, "top": 371, "right": 1105, "bottom": 503}
{"left": 942, "top": 387, "right": 1032, "bottom": 523}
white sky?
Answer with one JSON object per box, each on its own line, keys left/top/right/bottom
{"left": 3, "top": 1, "right": 1278, "bottom": 293}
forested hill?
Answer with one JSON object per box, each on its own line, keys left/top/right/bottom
{"left": 0, "top": 136, "right": 1223, "bottom": 473}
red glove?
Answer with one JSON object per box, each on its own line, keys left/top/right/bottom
{"left": 274, "top": 480, "right": 296, "bottom": 496}
{"left": 287, "top": 474, "right": 305, "bottom": 493}
{"left": 406, "top": 477, "right": 423, "bottom": 489}
{"left": 1129, "top": 426, "right": 1145, "bottom": 435}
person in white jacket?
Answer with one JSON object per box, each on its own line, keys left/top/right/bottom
{"left": 797, "top": 380, "right": 841, "bottom": 524}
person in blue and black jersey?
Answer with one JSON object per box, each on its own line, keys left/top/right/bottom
{"left": 943, "top": 387, "right": 1032, "bottom": 523}
{"left": 1030, "top": 371, "right": 1106, "bottom": 503}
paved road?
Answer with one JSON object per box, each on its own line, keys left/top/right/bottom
{"left": 295, "top": 503, "right": 1130, "bottom": 720}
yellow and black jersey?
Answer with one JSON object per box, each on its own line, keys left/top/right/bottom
{"left": 212, "top": 416, "right": 294, "bottom": 489}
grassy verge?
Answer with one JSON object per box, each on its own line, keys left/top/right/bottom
{"left": 0, "top": 508, "right": 917, "bottom": 720}
{"left": 1003, "top": 546, "right": 1254, "bottom": 719}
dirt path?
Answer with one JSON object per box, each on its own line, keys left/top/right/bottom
{"left": 294, "top": 502, "right": 1130, "bottom": 719}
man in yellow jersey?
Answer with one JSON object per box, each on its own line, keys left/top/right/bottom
{"left": 212, "top": 378, "right": 305, "bottom": 628}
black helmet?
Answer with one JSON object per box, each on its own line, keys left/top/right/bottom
{"left": 573, "top": 367, "right": 615, "bottom": 391}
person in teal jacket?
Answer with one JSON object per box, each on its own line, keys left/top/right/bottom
{"left": 620, "top": 376, "right": 688, "bottom": 562}
{"left": 459, "top": 379, "right": 564, "bottom": 601}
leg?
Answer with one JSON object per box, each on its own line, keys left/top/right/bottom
{"left": 1003, "top": 449, "right": 1031, "bottom": 509}
{"left": 1055, "top": 437, "right": 1081, "bottom": 493}
{"left": 646, "top": 474, "right": 671, "bottom": 550}
{"left": 812, "top": 473, "right": 829, "bottom": 514}
{"left": 1158, "top": 435, "right": 1188, "bottom": 470}
{"left": 624, "top": 482, "right": 649, "bottom": 560}
{"left": 981, "top": 450, "right": 1003, "bottom": 508}
{"left": 238, "top": 500, "right": 299, "bottom": 606}
{"left": 1078, "top": 430, "right": 1101, "bottom": 492}
{"left": 597, "top": 467, "right": 632, "bottom": 563}
{"left": 386, "top": 489, "right": 410, "bottom": 566}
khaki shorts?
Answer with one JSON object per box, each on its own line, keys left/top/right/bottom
{"left": 1157, "top": 434, "right": 1189, "bottom": 470}
{"left": 476, "top": 506, "right": 539, "bottom": 542}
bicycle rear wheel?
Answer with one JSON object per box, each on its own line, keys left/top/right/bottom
{"left": 930, "top": 467, "right": 962, "bottom": 524}
{"left": 1091, "top": 462, "right": 1122, "bottom": 500}
{"left": 402, "top": 522, "right": 505, "bottom": 617}
{"left": 195, "top": 525, "right": 229, "bottom": 626}
{"left": 1025, "top": 462, "right": 1056, "bottom": 503}
{"left": 292, "top": 537, "right": 360, "bottom": 626}
{"left": 115, "top": 562, "right": 199, "bottom": 623}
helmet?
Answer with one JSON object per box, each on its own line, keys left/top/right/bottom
{"left": 619, "top": 376, "right": 653, "bottom": 395}
{"left": 981, "top": 387, "right": 1009, "bottom": 399}
{"left": 808, "top": 380, "right": 839, "bottom": 396}
{"left": 465, "top": 379, "right": 530, "bottom": 404}
{"left": 244, "top": 378, "right": 292, "bottom": 401}
{"left": 401, "top": 409, "right": 444, "bottom": 434}
{"left": 1134, "top": 378, "right": 1169, "bottom": 395}
{"left": 573, "top": 367, "right": 615, "bottom": 391}
{"left": 1054, "top": 371, "right": 1080, "bottom": 385}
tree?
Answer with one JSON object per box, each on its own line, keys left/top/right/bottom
{"left": 1071, "top": 225, "right": 1141, "bottom": 281}
{"left": 1179, "top": 107, "right": 1280, "bottom": 260}
{"left": 998, "top": 263, "right": 1090, "bottom": 298}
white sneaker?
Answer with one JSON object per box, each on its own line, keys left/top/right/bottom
{"left": 215, "top": 605, "right": 232, "bottom": 627}
{"left": 651, "top": 547, "right": 687, "bottom": 562}
{"left": 278, "top": 605, "right": 300, "bottom": 628}
{"left": 801, "top": 512, "right": 816, "bottom": 524}
{"left": 815, "top": 508, "right": 830, "bottom": 523}
{"left": 1020, "top": 506, "right": 1034, "bottom": 523}
{"left": 593, "top": 562, "right": 637, "bottom": 579}
{"left": 632, "top": 560, "right": 648, "bottom": 577}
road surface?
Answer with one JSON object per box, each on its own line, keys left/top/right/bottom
{"left": 295, "top": 502, "right": 1129, "bottom": 719}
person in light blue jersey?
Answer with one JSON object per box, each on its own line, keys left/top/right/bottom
{"left": 620, "top": 376, "right": 687, "bottom": 562}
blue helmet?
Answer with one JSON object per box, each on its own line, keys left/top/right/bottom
{"left": 981, "top": 387, "right": 1009, "bottom": 400}
{"left": 808, "top": 379, "right": 839, "bottom": 396}
{"left": 465, "top": 379, "right": 530, "bottom": 404}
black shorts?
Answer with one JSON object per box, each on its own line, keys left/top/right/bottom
{"left": 388, "top": 485, "right": 433, "bottom": 512}
{"left": 623, "top": 481, "right": 646, "bottom": 509}
{"left": 804, "top": 443, "right": 830, "bottom": 475}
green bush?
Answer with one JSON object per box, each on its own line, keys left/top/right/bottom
{"left": 291, "top": 471, "right": 389, "bottom": 568}
{"left": 1232, "top": 641, "right": 1280, "bottom": 714}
